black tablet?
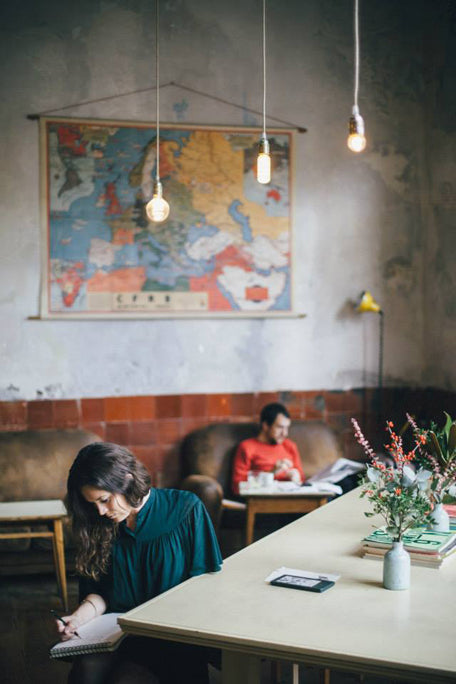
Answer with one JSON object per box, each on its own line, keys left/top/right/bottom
{"left": 270, "top": 574, "right": 335, "bottom": 593}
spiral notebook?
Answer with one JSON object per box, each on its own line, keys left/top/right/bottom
{"left": 50, "top": 613, "right": 125, "bottom": 658}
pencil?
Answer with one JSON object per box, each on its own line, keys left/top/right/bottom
{"left": 50, "top": 610, "right": 81, "bottom": 638}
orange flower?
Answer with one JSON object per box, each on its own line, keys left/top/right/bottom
{"left": 419, "top": 434, "right": 427, "bottom": 444}
{"left": 395, "top": 488, "right": 402, "bottom": 496}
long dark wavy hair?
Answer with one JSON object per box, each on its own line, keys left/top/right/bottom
{"left": 67, "top": 442, "right": 151, "bottom": 580}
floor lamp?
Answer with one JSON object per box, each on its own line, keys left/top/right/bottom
{"left": 356, "top": 291, "right": 384, "bottom": 424}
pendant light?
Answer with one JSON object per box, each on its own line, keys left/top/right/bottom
{"left": 146, "top": 0, "right": 170, "bottom": 223}
{"left": 256, "top": 0, "right": 271, "bottom": 184}
{"left": 347, "top": 0, "right": 366, "bottom": 153}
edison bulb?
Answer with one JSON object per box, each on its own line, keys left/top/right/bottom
{"left": 347, "top": 106, "right": 366, "bottom": 153}
{"left": 256, "top": 137, "right": 271, "bottom": 184}
{"left": 145, "top": 181, "right": 170, "bottom": 223}
{"left": 347, "top": 132, "right": 366, "bottom": 153}
{"left": 257, "top": 152, "right": 271, "bottom": 184}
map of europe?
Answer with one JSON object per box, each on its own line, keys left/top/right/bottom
{"left": 42, "top": 118, "right": 292, "bottom": 317}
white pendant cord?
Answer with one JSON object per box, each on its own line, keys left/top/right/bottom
{"left": 262, "top": 0, "right": 267, "bottom": 139}
{"left": 155, "top": 0, "right": 160, "bottom": 182}
{"left": 353, "top": 0, "right": 360, "bottom": 111}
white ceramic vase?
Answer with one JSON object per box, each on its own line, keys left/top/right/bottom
{"left": 383, "top": 541, "right": 410, "bottom": 591}
{"left": 428, "top": 503, "right": 450, "bottom": 532}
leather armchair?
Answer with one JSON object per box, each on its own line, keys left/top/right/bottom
{"left": 179, "top": 420, "right": 343, "bottom": 531}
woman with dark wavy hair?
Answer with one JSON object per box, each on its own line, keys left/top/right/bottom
{"left": 55, "top": 442, "right": 222, "bottom": 684}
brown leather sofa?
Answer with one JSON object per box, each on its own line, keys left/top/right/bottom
{"left": 179, "top": 420, "right": 344, "bottom": 533}
{"left": 0, "top": 421, "right": 346, "bottom": 572}
{"left": 0, "top": 428, "right": 100, "bottom": 575}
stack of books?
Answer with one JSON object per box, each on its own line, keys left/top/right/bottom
{"left": 444, "top": 503, "right": 456, "bottom": 526}
{"left": 361, "top": 527, "right": 456, "bottom": 569}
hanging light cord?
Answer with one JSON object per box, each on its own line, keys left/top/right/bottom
{"left": 155, "top": 0, "right": 160, "bottom": 182}
{"left": 262, "top": 0, "right": 267, "bottom": 139}
{"left": 353, "top": 0, "right": 360, "bottom": 109}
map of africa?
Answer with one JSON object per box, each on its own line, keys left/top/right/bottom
{"left": 41, "top": 117, "right": 293, "bottom": 317}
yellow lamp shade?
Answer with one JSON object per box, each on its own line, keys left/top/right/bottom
{"left": 356, "top": 290, "right": 381, "bottom": 314}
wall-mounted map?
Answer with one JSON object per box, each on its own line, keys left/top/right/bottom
{"left": 40, "top": 117, "right": 293, "bottom": 318}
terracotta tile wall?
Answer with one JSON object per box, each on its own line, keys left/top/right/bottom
{"left": 0, "top": 388, "right": 454, "bottom": 485}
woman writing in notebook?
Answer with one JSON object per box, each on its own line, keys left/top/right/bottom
{"left": 55, "top": 442, "right": 222, "bottom": 684}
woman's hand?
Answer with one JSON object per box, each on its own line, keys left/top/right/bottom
{"left": 55, "top": 614, "right": 82, "bottom": 641}
{"left": 54, "top": 593, "right": 106, "bottom": 641}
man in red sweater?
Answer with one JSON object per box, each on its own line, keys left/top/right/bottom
{"left": 231, "top": 402, "right": 304, "bottom": 495}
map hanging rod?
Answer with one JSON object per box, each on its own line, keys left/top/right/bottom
{"left": 26, "top": 80, "right": 307, "bottom": 133}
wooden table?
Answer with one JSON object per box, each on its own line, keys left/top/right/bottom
{"left": 120, "top": 488, "right": 456, "bottom": 683}
{"left": 0, "top": 499, "right": 69, "bottom": 611}
{"left": 243, "top": 491, "right": 329, "bottom": 545}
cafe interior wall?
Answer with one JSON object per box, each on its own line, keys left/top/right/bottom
{"left": 0, "top": 0, "right": 454, "bottom": 402}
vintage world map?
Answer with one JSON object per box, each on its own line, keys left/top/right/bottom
{"left": 41, "top": 118, "right": 293, "bottom": 317}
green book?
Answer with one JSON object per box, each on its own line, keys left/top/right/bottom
{"left": 362, "top": 527, "right": 456, "bottom": 554}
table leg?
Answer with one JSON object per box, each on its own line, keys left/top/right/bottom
{"left": 246, "top": 503, "right": 256, "bottom": 546}
{"left": 52, "top": 519, "right": 68, "bottom": 612}
{"left": 222, "top": 650, "right": 261, "bottom": 684}
{"left": 320, "top": 667, "right": 331, "bottom": 684}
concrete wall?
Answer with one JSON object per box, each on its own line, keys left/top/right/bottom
{"left": 0, "top": 0, "right": 454, "bottom": 401}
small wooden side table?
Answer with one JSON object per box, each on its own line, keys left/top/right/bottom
{"left": 243, "top": 492, "right": 329, "bottom": 545}
{"left": 0, "top": 499, "right": 69, "bottom": 611}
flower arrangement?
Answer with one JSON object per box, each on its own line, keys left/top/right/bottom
{"left": 352, "top": 418, "right": 432, "bottom": 541}
{"left": 407, "top": 412, "right": 456, "bottom": 503}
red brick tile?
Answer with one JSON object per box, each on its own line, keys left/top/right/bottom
{"left": 207, "top": 394, "right": 232, "bottom": 417}
{"left": 303, "top": 393, "right": 326, "bottom": 420}
{"left": 227, "top": 415, "right": 255, "bottom": 424}
{"left": 324, "top": 390, "right": 363, "bottom": 413}
{"left": 278, "top": 392, "right": 305, "bottom": 419}
{"left": 104, "top": 397, "right": 130, "bottom": 422}
{"left": 27, "top": 400, "right": 54, "bottom": 429}
{"left": 181, "top": 418, "right": 209, "bottom": 435}
{"left": 155, "top": 447, "right": 181, "bottom": 488}
{"left": 82, "top": 422, "right": 106, "bottom": 440}
{"left": 129, "top": 396, "right": 156, "bottom": 421}
{"left": 0, "top": 401, "right": 27, "bottom": 429}
{"left": 155, "top": 419, "right": 183, "bottom": 445}
{"left": 53, "top": 399, "right": 79, "bottom": 428}
{"left": 155, "top": 395, "right": 181, "bottom": 419}
{"left": 253, "top": 392, "right": 280, "bottom": 416}
{"left": 81, "top": 398, "right": 105, "bottom": 422}
{"left": 181, "top": 394, "right": 207, "bottom": 418}
{"left": 303, "top": 406, "right": 326, "bottom": 420}
{"left": 105, "top": 422, "right": 130, "bottom": 445}
{"left": 230, "top": 393, "right": 254, "bottom": 418}
{"left": 129, "top": 421, "right": 156, "bottom": 446}
{"left": 129, "top": 446, "right": 158, "bottom": 476}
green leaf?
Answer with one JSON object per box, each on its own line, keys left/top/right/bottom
{"left": 443, "top": 412, "right": 454, "bottom": 440}
{"left": 364, "top": 512, "right": 375, "bottom": 517}
{"left": 429, "top": 431, "right": 443, "bottom": 460}
{"left": 448, "top": 423, "right": 456, "bottom": 456}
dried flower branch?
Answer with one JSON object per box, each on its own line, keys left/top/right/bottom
{"left": 352, "top": 418, "right": 432, "bottom": 541}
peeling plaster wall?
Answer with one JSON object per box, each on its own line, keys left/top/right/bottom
{"left": 420, "top": 2, "right": 456, "bottom": 391}
{"left": 0, "top": 0, "right": 454, "bottom": 400}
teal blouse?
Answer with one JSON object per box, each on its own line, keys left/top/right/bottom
{"left": 80, "top": 489, "right": 222, "bottom": 612}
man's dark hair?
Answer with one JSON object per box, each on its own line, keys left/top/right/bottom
{"left": 260, "top": 402, "right": 290, "bottom": 426}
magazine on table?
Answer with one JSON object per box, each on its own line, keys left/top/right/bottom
{"left": 306, "top": 457, "right": 365, "bottom": 485}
